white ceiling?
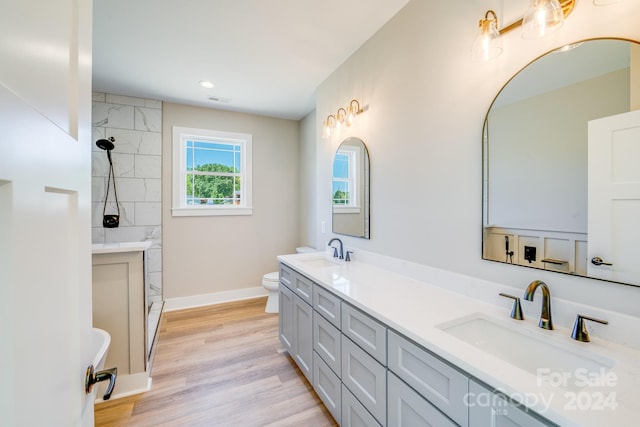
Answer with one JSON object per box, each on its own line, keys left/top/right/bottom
{"left": 92, "top": 0, "right": 412, "bottom": 120}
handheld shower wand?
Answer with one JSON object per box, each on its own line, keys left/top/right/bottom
{"left": 505, "top": 236, "right": 514, "bottom": 263}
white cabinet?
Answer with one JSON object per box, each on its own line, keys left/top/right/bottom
{"left": 469, "top": 380, "right": 555, "bottom": 427}
{"left": 388, "top": 331, "right": 469, "bottom": 427}
{"left": 388, "top": 372, "right": 458, "bottom": 427}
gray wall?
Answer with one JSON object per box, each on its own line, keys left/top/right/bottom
{"left": 162, "top": 102, "right": 299, "bottom": 300}
{"left": 310, "top": 0, "right": 640, "bottom": 315}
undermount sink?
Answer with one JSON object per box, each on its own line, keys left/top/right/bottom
{"left": 298, "top": 257, "right": 342, "bottom": 269}
{"left": 438, "top": 314, "right": 615, "bottom": 390}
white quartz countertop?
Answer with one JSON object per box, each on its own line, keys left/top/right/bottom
{"left": 277, "top": 252, "right": 640, "bottom": 427}
{"left": 92, "top": 241, "right": 153, "bottom": 254}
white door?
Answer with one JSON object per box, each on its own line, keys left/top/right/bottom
{"left": 0, "top": 0, "right": 94, "bottom": 426}
{"left": 587, "top": 109, "right": 640, "bottom": 284}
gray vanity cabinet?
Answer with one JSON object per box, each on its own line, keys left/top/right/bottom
{"left": 342, "top": 334, "right": 387, "bottom": 424}
{"left": 280, "top": 262, "right": 555, "bottom": 427}
{"left": 313, "top": 352, "right": 342, "bottom": 423}
{"left": 387, "top": 372, "right": 458, "bottom": 427}
{"left": 293, "top": 291, "right": 313, "bottom": 381}
{"left": 468, "top": 380, "right": 556, "bottom": 427}
{"left": 388, "top": 331, "right": 469, "bottom": 427}
{"left": 279, "top": 264, "right": 313, "bottom": 382}
{"left": 313, "top": 311, "right": 341, "bottom": 375}
{"left": 342, "top": 383, "right": 383, "bottom": 427}
{"left": 278, "top": 282, "right": 294, "bottom": 353}
{"left": 342, "top": 303, "right": 387, "bottom": 364}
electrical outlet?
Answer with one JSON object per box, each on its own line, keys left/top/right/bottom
{"left": 524, "top": 246, "right": 536, "bottom": 263}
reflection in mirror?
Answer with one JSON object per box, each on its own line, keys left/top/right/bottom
{"left": 483, "top": 38, "right": 640, "bottom": 287}
{"left": 332, "top": 137, "right": 370, "bottom": 239}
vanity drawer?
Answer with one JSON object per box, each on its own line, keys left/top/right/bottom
{"left": 342, "top": 384, "right": 382, "bottom": 427}
{"left": 342, "top": 302, "right": 387, "bottom": 365}
{"left": 279, "top": 263, "right": 294, "bottom": 289}
{"left": 469, "top": 380, "right": 555, "bottom": 427}
{"left": 313, "top": 311, "right": 341, "bottom": 376}
{"left": 388, "top": 371, "right": 457, "bottom": 427}
{"left": 313, "top": 284, "right": 341, "bottom": 328}
{"left": 342, "top": 335, "right": 387, "bottom": 425}
{"left": 388, "top": 330, "right": 469, "bottom": 427}
{"left": 313, "top": 352, "right": 341, "bottom": 425}
{"left": 292, "top": 272, "right": 313, "bottom": 304}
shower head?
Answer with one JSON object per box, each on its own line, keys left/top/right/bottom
{"left": 96, "top": 137, "right": 115, "bottom": 151}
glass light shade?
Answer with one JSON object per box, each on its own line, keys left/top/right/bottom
{"left": 521, "top": 0, "right": 564, "bottom": 39}
{"left": 471, "top": 19, "right": 502, "bottom": 61}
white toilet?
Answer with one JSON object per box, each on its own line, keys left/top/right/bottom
{"left": 263, "top": 247, "right": 316, "bottom": 313}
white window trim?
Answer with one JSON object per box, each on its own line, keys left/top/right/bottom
{"left": 332, "top": 147, "right": 359, "bottom": 210}
{"left": 172, "top": 126, "right": 252, "bottom": 217}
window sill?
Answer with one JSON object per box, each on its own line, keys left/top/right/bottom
{"left": 172, "top": 207, "right": 253, "bottom": 217}
{"left": 333, "top": 207, "right": 361, "bottom": 214}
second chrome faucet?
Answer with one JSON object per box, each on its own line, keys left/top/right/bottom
{"left": 524, "top": 280, "right": 553, "bottom": 330}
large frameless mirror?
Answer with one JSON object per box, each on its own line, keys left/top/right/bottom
{"left": 332, "top": 137, "right": 370, "bottom": 239}
{"left": 483, "top": 38, "right": 640, "bottom": 287}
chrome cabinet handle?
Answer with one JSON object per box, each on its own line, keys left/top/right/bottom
{"left": 591, "top": 257, "right": 613, "bottom": 266}
{"left": 571, "top": 314, "right": 608, "bottom": 342}
{"left": 85, "top": 365, "right": 118, "bottom": 400}
{"left": 499, "top": 293, "right": 524, "bottom": 320}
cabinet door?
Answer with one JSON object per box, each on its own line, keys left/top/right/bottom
{"left": 313, "top": 284, "right": 342, "bottom": 328}
{"left": 313, "top": 311, "right": 341, "bottom": 376}
{"left": 342, "top": 335, "right": 387, "bottom": 425}
{"left": 293, "top": 296, "right": 313, "bottom": 382}
{"left": 342, "top": 302, "right": 387, "bottom": 365}
{"left": 313, "top": 352, "right": 341, "bottom": 424}
{"left": 388, "top": 372, "right": 457, "bottom": 427}
{"left": 279, "top": 284, "right": 294, "bottom": 352}
{"left": 388, "top": 331, "right": 468, "bottom": 427}
{"left": 469, "top": 380, "right": 556, "bottom": 427}
{"left": 342, "top": 384, "right": 382, "bottom": 427}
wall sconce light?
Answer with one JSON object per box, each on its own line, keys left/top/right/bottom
{"left": 322, "top": 99, "right": 366, "bottom": 139}
{"left": 323, "top": 114, "right": 336, "bottom": 138}
{"left": 472, "top": 0, "right": 576, "bottom": 61}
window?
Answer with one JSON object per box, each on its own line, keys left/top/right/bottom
{"left": 172, "top": 126, "right": 252, "bottom": 216}
{"left": 332, "top": 148, "right": 359, "bottom": 213}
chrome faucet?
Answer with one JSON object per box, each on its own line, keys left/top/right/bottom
{"left": 523, "top": 280, "right": 553, "bottom": 330}
{"left": 328, "top": 238, "right": 343, "bottom": 260}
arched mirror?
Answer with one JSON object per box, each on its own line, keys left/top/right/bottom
{"left": 332, "top": 137, "right": 370, "bottom": 239}
{"left": 483, "top": 38, "right": 640, "bottom": 287}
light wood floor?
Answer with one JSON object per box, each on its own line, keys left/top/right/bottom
{"left": 95, "top": 297, "right": 338, "bottom": 427}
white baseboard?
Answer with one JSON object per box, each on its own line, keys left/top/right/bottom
{"left": 164, "top": 286, "right": 268, "bottom": 312}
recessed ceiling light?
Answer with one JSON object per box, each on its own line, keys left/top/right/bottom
{"left": 199, "top": 80, "right": 215, "bottom": 89}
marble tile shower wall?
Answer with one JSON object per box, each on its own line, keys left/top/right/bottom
{"left": 91, "top": 92, "right": 163, "bottom": 307}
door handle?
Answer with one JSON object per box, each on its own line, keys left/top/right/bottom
{"left": 591, "top": 257, "right": 613, "bottom": 266}
{"left": 85, "top": 365, "right": 118, "bottom": 400}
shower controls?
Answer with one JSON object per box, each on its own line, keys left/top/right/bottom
{"left": 524, "top": 246, "right": 536, "bottom": 263}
